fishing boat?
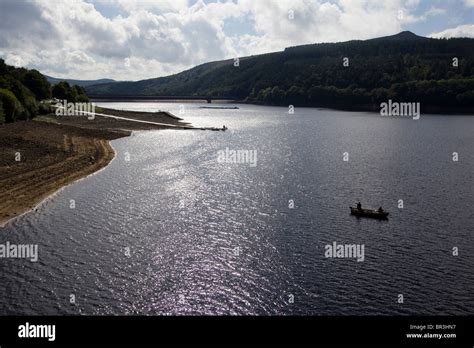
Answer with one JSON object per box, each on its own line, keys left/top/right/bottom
{"left": 199, "top": 106, "right": 239, "bottom": 109}
{"left": 350, "top": 207, "right": 389, "bottom": 219}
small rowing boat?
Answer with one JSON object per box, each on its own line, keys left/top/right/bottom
{"left": 350, "top": 207, "right": 389, "bottom": 219}
{"left": 199, "top": 106, "right": 239, "bottom": 109}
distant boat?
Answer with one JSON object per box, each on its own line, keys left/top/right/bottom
{"left": 199, "top": 106, "right": 239, "bottom": 109}
{"left": 350, "top": 207, "right": 389, "bottom": 219}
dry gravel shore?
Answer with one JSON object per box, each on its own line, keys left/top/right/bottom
{"left": 0, "top": 108, "right": 187, "bottom": 226}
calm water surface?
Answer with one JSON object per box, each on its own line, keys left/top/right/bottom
{"left": 1, "top": 103, "right": 473, "bottom": 315}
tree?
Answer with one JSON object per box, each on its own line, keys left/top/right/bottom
{"left": 286, "top": 85, "right": 306, "bottom": 105}
{"left": 1, "top": 77, "right": 38, "bottom": 120}
{"left": 456, "top": 90, "right": 474, "bottom": 106}
{"left": 52, "top": 81, "right": 73, "bottom": 101}
{"left": 23, "top": 70, "right": 51, "bottom": 100}
{"left": 0, "top": 59, "right": 53, "bottom": 122}
{"left": 0, "top": 88, "right": 23, "bottom": 123}
{"left": 0, "top": 100, "right": 4, "bottom": 124}
{"left": 52, "top": 82, "right": 89, "bottom": 102}
{"left": 270, "top": 86, "right": 285, "bottom": 104}
{"left": 72, "top": 85, "right": 89, "bottom": 102}
{"left": 256, "top": 87, "right": 272, "bottom": 103}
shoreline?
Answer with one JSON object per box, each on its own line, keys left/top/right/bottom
{"left": 0, "top": 138, "right": 117, "bottom": 228}
{"left": 240, "top": 100, "right": 474, "bottom": 115}
{"left": 91, "top": 98, "right": 474, "bottom": 115}
{"left": 0, "top": 108, "right": 187, "bottom": 228}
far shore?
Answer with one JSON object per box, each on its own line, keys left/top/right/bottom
{"left": 90, "top": 97, "right": 474, "bottom": 115}
{"left": 0, "top": 108, "right": 189, "bottom": 227}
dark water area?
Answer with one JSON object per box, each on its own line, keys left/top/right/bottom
{"left": 1, "top": 103, "right": 473, "bottom": 315}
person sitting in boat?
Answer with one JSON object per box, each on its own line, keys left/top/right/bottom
{"left": 357, "top": 202, "right": 362, "bottom": 210}
{"left": 222, "top": 125, "right": 227, "bottom": 131}
{"left": 378, "top": 206, "right": 384, "bottom": 213}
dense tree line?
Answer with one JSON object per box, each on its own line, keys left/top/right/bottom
{"left": 0, "top": 59, "right": 89, "bottom": 123}
{"left": 86, "top": 32, "right": 474, "bottom": 112}
{"left": 52, "top": 82, "right": 89, "bottom": 103}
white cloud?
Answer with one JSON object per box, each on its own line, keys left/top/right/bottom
{"left": 0, "top": 0, "right": 239, "bottom": 79}
{"left": 231, "top": 0, "right": 426, "bottom": 53}
{"left": 430, "top": 24, "right": 474, "bottom": 38}
{"left": 425, "top": 7, "right": 446, "bottom": 16}
{"left": 464, "top": 0, "right": 474, "bottom": 8}
{"left": 96, "top": 0, "right": 190, "bottom": 14}
{"left": 0, "top": 0, "right": 463, "bottom": 81}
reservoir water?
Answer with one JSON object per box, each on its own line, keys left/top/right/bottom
{"left": 1, "top": 103, "right": 473, "bottom": 315}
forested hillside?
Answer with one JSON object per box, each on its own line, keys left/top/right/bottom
{"left": 86, "top": 31, "right": 474, "bottom": 112}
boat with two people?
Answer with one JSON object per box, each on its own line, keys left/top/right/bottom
{"left": 350, "top": 202, "right": 389, "bottom": 219}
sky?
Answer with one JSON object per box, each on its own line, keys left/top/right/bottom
{"left": 0, "top": 0, "right": 473, "bottom": 81}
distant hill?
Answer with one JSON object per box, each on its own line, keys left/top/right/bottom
{"left": 46, "top": 75, "right": 116, "bottom": 87}
{"left": 85, "top": 31, "right": 474, "bottom": 112}
{"left": 368, "top": 30, "right": 426, "bottom": 41}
